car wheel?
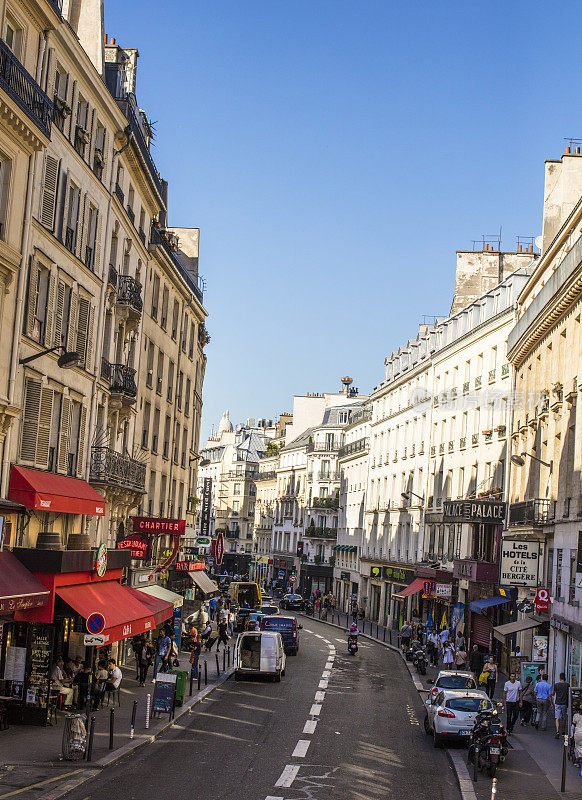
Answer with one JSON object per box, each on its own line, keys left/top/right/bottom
{"left": 433, "top": 731, "right": 443, "bottom": 748}
{"left": 235, "top": 672, "right": 241, "bottom": 681}
{"left": 488, "top": 763, "right": 497, "bottom": 778}
{"left": 282, "top": 668, "right": 286, "bottom": 676}
{"left": 423, "top": 715, "right": 431, "bottom": 735}
{"left": 275, "top": 671, "right": 281, "bottom": 682}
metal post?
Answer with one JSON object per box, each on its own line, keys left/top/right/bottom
{"left": 215, "top": 653, "right": 220, "bottom": 676}
{"left": 145, "top": 693, "right": 151, "bottom": 729}
{"left": 189, "top": 673, "right": 193, "bottom": 697}
{"left": 197, "top": 670, "right": 201, "bottom": 691}
{"left": 383, "top": 627, "right": 386, "bottom": 642}
{"left": 473, "top": 746, "right": 478, "bottom": 782}
{"left": 204, "top": 660, "right": 208, "bottom": 685}
{"left": 223, "top": 648, "right": 226, "bottom": 672}
{"left": 86, "top": 715, "right": 95, "bottom": 762}
{"left": 491, "top": 776, "right": 497, "bottom": 799}
{"left": 561, "top": 733, "right": 568, "bottom": 792}
{"left": 109, "top": 708, "right": 114, "bottom": 750}
{"left": 130, "top": 700, "right": 137, "bottom": 739}
{"left": 227, "top": 646, "right": 231, "bottom": 668}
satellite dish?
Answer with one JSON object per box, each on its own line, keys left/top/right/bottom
{"left": 535, "top": 236, "right": 543, "bottom": 251}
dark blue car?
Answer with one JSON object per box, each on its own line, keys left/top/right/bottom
{"left": 260, "top": 615, "right": 300, "bottom": 655}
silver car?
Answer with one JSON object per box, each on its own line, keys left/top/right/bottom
{"left": 424, "top": 689, "right": 493, "bottom": 747}
{"left": 428, "top": 669, "right": 478, "bottom": 702}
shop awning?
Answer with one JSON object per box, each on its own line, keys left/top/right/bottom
{"left": 56, "top": 580, "right": 158, "bottom": 646}
{"left": 138, "top": 584, "right": 183, "bottom": 608}
{"left": 186, "top": 571, "right": 219, "bottom": 597}
{"left": 126, "top": 587, "right": 174, "bottom": 626}
{"left": 392, "top": 577, "right": 425, "bottom": 602}
{"left": 8, "top": 465, "right": 106, "bottom": 516}
{"left": 0, "top": 551, "right": 49, "bottom": 614}
{"left": 493, "top": 617, "right": 542, "bottom": 642}
{"left": 470, "top": 595, "right": 513, "bottom": 615}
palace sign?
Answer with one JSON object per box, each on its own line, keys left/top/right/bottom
{"left": 443, "top": 500, "right": 505, "bottom": 524}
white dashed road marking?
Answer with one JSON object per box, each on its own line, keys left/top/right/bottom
{"left": 275, "top": 765, "right": 300, "bottom": 788}
{"left": 318, "top": 680, "right": 328, "bottom": 689}
{"left": 322, "top": 670, "right": 331, "bottom": 678}
{"left": 292, "top": 739, "right": 311, "bottom": 758}
{"left": 303, "top": 719, "right": 318, "bottom": 734}
{"left": 309, "top": 703, "right": 322, "bottom": 715}
{"left": 265, "top": 797, "right": 284, "bottom": 800}
{"left": 314, "top": 691, "right": 325, "bottom": 702}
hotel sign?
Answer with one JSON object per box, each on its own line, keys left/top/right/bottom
{"left": 500, "top": 539, "right": 543, "bottom": 587}
{"left": 443, "top": 500, "right": 505, "bottom": 524}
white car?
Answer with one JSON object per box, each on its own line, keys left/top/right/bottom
{"left": 424, "top": 689, "right": 493, "bottom": 748}
{"left": 428, "top": 669, "right": 478, "bottom": 702}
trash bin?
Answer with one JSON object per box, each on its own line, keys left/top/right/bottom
{"left": 62, "top": 713, "right": 87, "bottom": 760}
{"left": 168, "top": 670, "right": 188, "bottom": 706}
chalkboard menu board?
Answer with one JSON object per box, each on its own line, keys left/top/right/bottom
{"left": 26, "top": 625, "right": 53, "bottom": 717}
{"left": 152, "top": 673, "right": 176, "bottom": 718}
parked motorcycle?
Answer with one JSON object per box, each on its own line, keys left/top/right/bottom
{"left": 468, "top": 706, "right": 508, "bottom": 778}
{"left": 405, "top": 639, "right": 421, "bottom": 662}
{"left": 347, "top": 633, "right": 358, "bottom": 655}
{"left": 304, "top": 599, "right": 314, "bottom": 616}
{"left": 412, "top": 646, "right": 427, "bottom": 675}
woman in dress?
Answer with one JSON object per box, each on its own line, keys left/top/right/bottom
{"left": 572, "top": 708, "right": 582, "bottom": 767}
{"left": 443, "top": 640, "right": 455, "bottom": 667}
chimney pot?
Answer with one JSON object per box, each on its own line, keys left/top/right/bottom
{"left": 111, "top": 37, "right": 116, "bottom": 45}
{"left": 518, "top": 244, "right": 522, "bottom": 252}
{"left": 565, "top": 146, "right": 571, "bottom": 154}
{"left": 104, "top": 33, "right": 108, "bottom": 44}
{"left": 576, "top": 147, "right": 581, "bottom": 155}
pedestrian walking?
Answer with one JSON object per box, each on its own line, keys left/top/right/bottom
{"left": 533, "top": 673, "right": 552, "bottom": 730}
{"left": 469, "top": 645, "right": 485, "bottom": 681}
{"left": 443, "top": 640, "right": 455, "bottom": 668}
{"left": 572, "top": 709, "right": 582, "bottom": 766}
{"left": 455, "top": 631, "right": 465, "bottom": 651}
{"left": 153, "top": 627, "right": 172, "bottom": 681}
{"left": 551, "top": 672, "right": 570, "bottom": 738}
{"left": 131, "top": 635, "right": 142, "bottom": 680}
{"left": 427, "top": 630, "right": 439, "bottom": 666}
{"left": 503, "top": 672, "right": 522, "bottom": 734}
{"left": 400, "top": 621, "right": 412, "bottom": 651}
{"left": 520, "top": 675, "right": 535, "bottom": 725}
{"left": 189, "top": 627, "right": 202, "bottom": 679}
{"left": 439, "top": 626, "right": 450, "bottom": 646}
{"left": 481, "top": 656, "right": 498, "bottom": 699}
{"left": 454, "top": 644, "right": 468, "bottom": 669}
{"left": 216, "top": 617, "right": 229, "bottom": 651}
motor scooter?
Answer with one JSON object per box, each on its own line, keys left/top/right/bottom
{"left": 468, "top": 706, "right": 508, "bottom": 778}
{"left": 347, "top": 633, "right": 358, "bottom": 655}
{"left": 412, "top": 646, "right": 427, "bottom": 675}
{"left": 304, "top": 599, "right": 314, "bottom": 616}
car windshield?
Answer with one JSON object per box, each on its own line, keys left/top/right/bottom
{"left": 446, "top": 697, "right": 490, "bottom": 712}
{"left": 286, "top": 595, "right": 301, "bottom": 600}
{"left": 437, "top": 676, "right": 476, "bottom": 689}
{"left": 261, "top": 606, "right": 278, "bottom": 614}
{"left": 262, "top": 618, "right": 293, "bottom": 630}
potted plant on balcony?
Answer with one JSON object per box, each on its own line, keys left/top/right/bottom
{"left": 198, "top": 324, "right": 210, "bottom": 347}
{"left": 54, "top": 95, "right": 71, "bottom": 119}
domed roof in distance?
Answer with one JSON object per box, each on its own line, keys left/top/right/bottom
{"left": 218, "top": 409, "right": 234, "bottom": 435}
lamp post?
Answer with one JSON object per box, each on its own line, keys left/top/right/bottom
{"left": 510, "top": 452, "right": 552, "bottom": 470}
{"left": 19, "top": 345, "right": 80, "bottom": 369}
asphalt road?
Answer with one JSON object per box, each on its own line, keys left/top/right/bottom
{"left": 66, "top": 614, "right": 460, "bottom": 800}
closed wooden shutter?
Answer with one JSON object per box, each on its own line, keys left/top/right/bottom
{"left": 57, "top": 396, "right": 71, "bottom": 474}
{"left": 39, "top": 154, "right": 60, "bottom": 230}
{"left": 20, "top": 378, "right": 41, "bottom": 462}
{"left": 93, "top": 210, "right": 101, "bottom": 274}
{"left": 66, "top": 292, "right": 77, "bottom": 352}
{"left": 76, "top": 405, "right": 87, "bottom": 478}
{"left": 36, "top": 387, "right": 54, "bottom": 469}
{"left": 75, "top": 297, "right": 89, "bottom": 364}
{"left": 78, "top": 194, "right": 87, "bottom": 262}
{"left": 85, "top": 304, "right": 94, "bottom": 372}
{"left": 25, "top": 258, "right": 39, "bottom": 336}
{"left": 56, "top": 170, "right": 69, "bottom": 242}
{"left": 44, "top": 272, "right": 56, "bottom": 347}
{"left": 470, "top": 612, "right": 493, "bottom": 650}
{"left": 53, "top": 280, "right": 65, "bottom": 347}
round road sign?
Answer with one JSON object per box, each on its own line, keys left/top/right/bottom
{"left": 86, "top": 612, "right": 106, "bottom": 635}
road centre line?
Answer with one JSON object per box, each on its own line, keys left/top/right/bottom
{"left": 292, "top": 739, "right": 311, "bottom": 758}
{"left": 309, "top": 703, "right": 322, "bottom": 715}
{"left": 265, "top": 796, "right": 284, "bottom": 800}
{"left": 275, "top": 765, "right": 300, "bottom": 787}
{"left": 303, "top": 719, "right": 318, "bottom": 734}
{"left": 314, "top": 691, "right": 325, "bottom": 702}
{"left": 322, "top": 670, "right": 331, "bottom": 678}
{"left": 318, "top": 680, "right": 328, "bottom": 689}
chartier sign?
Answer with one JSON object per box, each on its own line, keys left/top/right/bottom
{"left": 443, "top": 499, "right": 506, "bottom": 524}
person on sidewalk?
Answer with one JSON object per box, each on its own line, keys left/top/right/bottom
{"left": 520, "top": 675, "right": 535, "bottom": 725}
{"left": 533, "top": 673, "right": 552, "bottom": 730}
{"left": 105, "top": 659, "right": 122, "bottom": 694}
{"left": 443, "top": 640, "right": 455, "bottom": 668}
{"left": 483, "top": 656, "right": 498, "bottom": 699}
{"left": 454, "top": 644, "right": 468, "bottom": 670}
{"left": 131, "top": 635, "right": 143, "bottom": 680}
{"left": 216, "top": 616, "right": 229, "bottom": 651}
{"left": 427, "top": 630, "right": 439, "bottom": 667}
{"left": 51, "top": 659, "right": 74, "bottom": 707}
{"left": 552, "top": 672, "right": 570, "bottom": 738}
{"left": 189, "top": 627, "right": 202, "bottom": 680}
{"left": 469, "top": 645, "right": 485, "bottom": 681}
{"left": 503, "top": 672, "right": 522, "bottom": 734}
{"left": 153, "top": 627, "right": 172, "bottom": 681}
{"left": 400, "top": 621, "right": 412, "bottom": 651}
{"left": 573, "top": 708, "right": 582, "bottom": 766}
{"left": 137, "top": 637, "right": 153, "bottom": 686}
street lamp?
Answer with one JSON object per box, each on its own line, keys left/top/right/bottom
{"left": 401, "top": 491, "right": 424, "bottom": 503}
{"left": 510, "top": 452, "right": 552, "bottom": 470}
{"left": 19, "top": 345, "right": 80, "bottom": 369}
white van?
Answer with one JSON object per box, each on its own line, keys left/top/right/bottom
{"left": 234, "top": 631, "right": 286, "bottom": 681}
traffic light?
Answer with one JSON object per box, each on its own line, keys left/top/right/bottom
{"left": 296, "top": 541, "right": 303, "bottom": 556}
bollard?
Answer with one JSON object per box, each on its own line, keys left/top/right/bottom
{"left": 130, "top": 700, "right": 137, "bottom": 740}
{"left": 189, "top": 673, "right": 193, "bottom": 697}
{"left": 227, "top": 646, "right": 231, "bottom": 668}
{"left": 473, "top": 746, "right": 478, "bottom": 782}
{"left": 204, "top": 660, "right": 208, "bottom": 686}
{"left": 215, "top": 653, "right": 220, "bottom": 676}
{"left": 561, "top": 733, "right": 568, "bottom": 792}
{"left": 198, "top": 670, "right": 201, "bottom": 691}
{"left": 491, "top": 776, "right": 497, "bottom": 799}
{"left": 109, "top": 708, "right": 115, "bottom": 750}
{"left": 223, "top": 648, "right": 226, "bottom": 672}
{"left": 145, "top": 693, "right": 151, "bottom": 729}
{"left": 383, "top": 627, "right": 386, "bottom": 642}
{"left": 86, "top": 715, "right": 96, "bottom": 762}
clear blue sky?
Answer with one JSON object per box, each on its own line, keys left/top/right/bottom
{"left": 106, "top": 0, "right": 575, "bottom": 439}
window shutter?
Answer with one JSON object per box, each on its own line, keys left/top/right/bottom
{"left": 76, "top": 405, "right": 87, "bottom": 478}
{"left": 25, "top": 257, "right": 39, "bottom": 336}
{"left": 57, "top": 396, "right": 71, "bottom": 474}
{"left": 44, "top": 271, "right": 56, "bottom": 347}
{"left": 75, "top": 296, "right": 89, "bottom": 364}
{"left": 44, "top": 48, "right": 55, "bottom": 98}
{"left": 78, "top": 193, "right": 88, "bottom": 261}
{"left": 39, "top": 154, "right": 60, "bottom": 230}
{"left": 85, "top": 304, "right": 94, "bottom": 372}
{"left": 56, "top": 170, "right": 69, "bottom": 241}
{"left": 36, "top": 387, "right": 54, "bottom": 469}
{"left": 68, "top": 80, "right": 78, "bottom": 142}
{"left": 66, "top": 292, "right": 77, "bottom": 352}
{"left": 93, "top": 210, "right": 102, "bottom": 275}
{"left": 20, "top": 378, "right": 41, "bottom": 462}
{"left": 53, "top": 280, "right": 65, "bottom": 347}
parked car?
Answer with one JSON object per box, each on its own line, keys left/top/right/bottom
{"left": 260, "top": 615, "right": 301, "bottom": 654}
{"left": 272, "top": 587, "right": 285, "bottom": 599}
{"left": 280, "top": 594, "right": 304, "bottom": 611}
{"left": 244, "top": 611, "right": 266, "bottom": 630}
{"left": 234, "top": 631, "right": 286, "bottom": 681}
{"left": 253, "top": 605, "right": 280, "bottom": 617}
{"left": 424, "top": 689, "right": 493, "bottom": 748}
{"left": 428, "top": 670, "right": 478, "bottom": 702}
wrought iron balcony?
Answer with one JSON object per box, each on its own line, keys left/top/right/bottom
{"left": 90, "top": 446, "right": 146, "bottom": 493}
{"left": 102, "top": 360, "right": 137, "bottom": 400}
{"left": 317, "top": 471, "right": 340, "bottom": 482}
{"left": 116, "top": 275, "right": 142, "bottom": 315}
{"left": 0, "top": 38, "right": 53, "bottom": 139}
{"left": 117, "top": 99, "right": 163, "bottom": 197}
{"left": 149, "top": 225, "right": 204, "bottom": 305}
{"left": 108, "top": 264, "right": 117, "bottom": 288}
{"left": 306, "top": 441, "right": 340, "bottom": 453}
{"left": 338, "top": 437, "right": 369, "bottom": 458}
{"left": 309, "top": 498, "right": 339, "bottom": 510}
{"left": 304, "top": 526, "right": 337, "bottom": 539}
{"left": 255, "top": 470, "right": 277, "bottom": 481}
{"left": 114, "top": 183, "right": 124, "bottom": 205}
{"left": 508, "top": 499, "right": 555, "bottom": 527}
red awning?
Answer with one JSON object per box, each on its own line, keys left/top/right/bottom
{"left": 8, "top": 465, "right": 105, "bottom": 516}
{"left": 0, "top": 551, "right": 49, "bottom": 614}
{"left": 392, "top": 577, "right": 426, "bottom": 602}
{"left": 126, "top": 587, "right": 173, "bottom": 627}
{"left": 56, "top": 581, "right": 156, "bottom": 646}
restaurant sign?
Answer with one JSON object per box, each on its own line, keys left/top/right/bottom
{"left": 443, "top": 499, "right": 505, "bottom": 524}
{"left": 117, "top": 535, "right": 149, "bottom": 559}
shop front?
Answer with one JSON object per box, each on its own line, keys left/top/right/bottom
{"left": 360, "top": 561, "right": 417, "bottom": 627}
{"left": 300, "top": 562, "right": 333, "bottom": 597}
{"left": 468, "top": 587, "right": 515, "bottom": 655}
{"left": 550, "top": 616, "right": 582, "bottom": 690}
{"left": 271, "top": 556, "right": 296, "bottom": 589}
{"left": 334, "top": 570, "right": 359, "bottom": 613}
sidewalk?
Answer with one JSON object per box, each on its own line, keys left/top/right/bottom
{"left": 304, "top": 609, "right": 581, "bottom": 797}
{"left": 0, "top": 644, "right": 234, "bottom": 800}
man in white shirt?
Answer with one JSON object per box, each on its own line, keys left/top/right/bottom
{"left": 106, "top": 659, "right": 123, "bottom": 691}
{"left": 51, "top": 659, "right": 74, "bottom": 707}
{"left": 427, "top": 631, "right": 439, "bottom": 666}
{"left": 503, "top": 672, "right": 522, "bottom": 734}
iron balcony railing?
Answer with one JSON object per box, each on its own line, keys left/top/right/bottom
{"left": 105, "top": 361, "right": 137, "bottom": 398}
{"left": 48, "top": 0, "right": 62, "bottom": 15}
{"left": 338, "top": 437, "right": 369, "bottom": 458}
{"left": 116, "top": 275, "right": 143, "bottom": 313}
{"left": 304, "top": 526, "right": 337, "bottom": 539}
{"left": 108, "top": 264, "right": 117, "bottom": 288}
{"left": 114, "top": 183, "right": 124, "bottom": 205}
{"left": 306, "top": 441, "right": 341, "bottom": 453}
{"left": 309, "top": 498, "right": 339, "bottom": 510}
{"left": 149, "top": 225, "right": 204, "bottom": 305}
{"left": 255, "top": 471, "right": 277, "bottom": 481}
{"left": 508, "top": 498, "right": 555, "bottom": 527}
{"left": 317, "top": 471, "right": 341, "bottom": 481}
{"left": 117, "top": 99, "right": 163, "bottom": 197}
{"left": 0, "top": 38, "right": 53, "bottom": 138}
{"left": 89, "top": 446, "right": 146, "bottom": 492}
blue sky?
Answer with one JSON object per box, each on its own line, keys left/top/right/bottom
{"left": 106, "top": 0, "right": 576, "bottom": 439}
